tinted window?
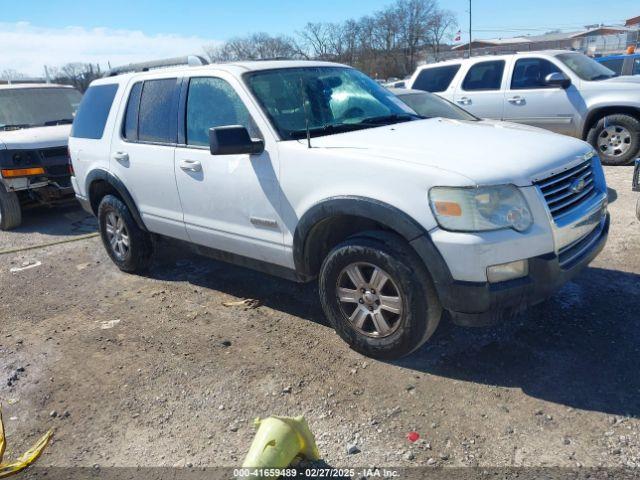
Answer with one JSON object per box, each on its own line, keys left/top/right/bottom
{"left": 186, "top": 77, "right": 259, "bottom": 146}
{"left": 397, "top": 92, "right": 477, "bottom": 121}
{"left": 138, "top": 79, "right": 177, "bottom": 143}
{"left": 412, "top": 65, "right": 460, "bottom": 93}
{"left": 599, "top": 58, "right": 624, "bottom": 76}
{"left": 511, "top": 58, "right": 562, "bottom": 89}
{"left": 71, "top": 84, "right": 118, "bottom": 139}
{"left": 462, "top": 61, "right": 505, "bottom": 91}
{"left": 123, "top": 82, "right": 142, "bottom": 140}
{"left": 633, "top": 58, "right": 640, "bottom": 75}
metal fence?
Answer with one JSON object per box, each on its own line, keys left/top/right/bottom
{"left": 424, "top": 30, "right": 639, "bottom": 64}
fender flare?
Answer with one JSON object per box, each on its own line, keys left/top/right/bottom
{"left": 292, "top": 196, "right": 454, "bottom": 292}
{"left": 85, "top": 169, "right": 148, "bottom": 231}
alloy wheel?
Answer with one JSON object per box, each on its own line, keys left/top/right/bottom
{"left": 105, "top": 211, "right": 130, "bottom": 260}
{"left": 598, "top": 125, "right": 632, "bottom": 157}
{"left": 336, "top": 262, "right": 404, "bottom": 338}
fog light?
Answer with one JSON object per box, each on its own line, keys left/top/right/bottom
{"left": 487, "top": 260, "right": 528, "bottom": 283}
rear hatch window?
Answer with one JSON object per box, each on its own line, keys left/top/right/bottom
{"left": 71, "top": 84, "right": 119, "bottom": 139}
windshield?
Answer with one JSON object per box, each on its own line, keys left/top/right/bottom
{"left": 396, "top": 91, "right": 477, "bottom": 121}
{"left": 556, "top": 53, "right": 616, "bottom": 81}
{"left": 0, "top": 87, "right": 82, "bottom": 130}
{"left": 245, "top": 67, "right": 420, "bottom": 140}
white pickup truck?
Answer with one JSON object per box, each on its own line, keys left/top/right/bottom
{"left": 70, "top": 59, "right": 609, "bottom": 359}
{"left": 408, "top": 50, "right": 640, "bottom": 166}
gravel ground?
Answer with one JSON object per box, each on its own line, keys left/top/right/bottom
{"left": 0, "top": 166, "right": 638, "bottom": 472}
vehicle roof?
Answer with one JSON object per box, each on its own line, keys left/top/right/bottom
{"left": 92, "top": 60, "right": 351, "bottom": 85}
{"left": 416, "top": 50, "right": 579, "bottom": 69}
{"left": 0, "top": 83, "right": 76, "bottom": 90}
{"left": 596, "top": 53, "right": 640, "bottom": 60}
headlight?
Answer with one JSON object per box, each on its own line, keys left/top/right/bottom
{"left": 429, "top": 185, "right": 533, "bottom": 232}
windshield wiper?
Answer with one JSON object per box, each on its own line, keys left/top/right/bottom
{"left": 0, "top": 123, "right": 33, "bottom": 131}
{"left": 357, "top": 113, "right": 423, "bottom": 125}
{"left": 44, "top": 118, "right": 74, "bottom": 126}
{"left": 289, "top": 123, "right": 371, "bottom": 139}
{"left": 591, "top": 74, "right": 615, "bottom": 81}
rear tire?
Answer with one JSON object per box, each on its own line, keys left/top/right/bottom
{"left": 98, "top": 195, "right": 153, "bottom": 273}
{"left": 587, "top": 114, "right": 640, "bottom": 166}
{"left": 319, "top": 231, "right": 442, "bottom": 360}
{"left": 0, "top": 187, "right": 22, "bottom": 231}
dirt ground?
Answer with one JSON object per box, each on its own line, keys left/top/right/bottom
{"left": 1, "top": 166, "right": 639, "bottom": 472}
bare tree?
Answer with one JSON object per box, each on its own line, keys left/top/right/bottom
{"left": 46, "top": 63, "right": 101, "bottom": 92}
{"left": 427, "top": 9, "right": 457, "bottom": 60}
{"left": 204, "top": 33, "right": 303, "bottom": 62}
{"left": 0, "top": 69, "right": 27, "bottom": 81}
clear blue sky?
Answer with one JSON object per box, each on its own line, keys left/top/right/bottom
{"left": 3, "top": 0, "right": 639, "bottom": 40}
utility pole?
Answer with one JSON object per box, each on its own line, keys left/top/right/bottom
{"left": 468, "top": 0, "right": 472, "bottom": 59}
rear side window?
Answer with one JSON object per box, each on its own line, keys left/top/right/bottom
{"left": 599, "top": 58, "right": 624, "bottom": 76}
{"left": 462, "top": 61, "right": 505, "bottom": 91}
{"left": 71, "top": 84, "right": 118, "bottom": 139}
{"left": 412, "top": 65, "right": 460, "bottom": 93}
{"left": 511, "top": 58, "right": 562, "bottom": 89}
{"left": 138, "top": 78, "right": 178, "bottom": 143}
{"left": 123, "top": 82, "right": 142, "bottom": 140}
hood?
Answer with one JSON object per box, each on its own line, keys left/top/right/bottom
{"left": 0, "top": 125, "right": 71, "bottom": 150}
{"left": 582, "top": 75, "right": 640, "bottom": 90}
{"left": 308, "top": 118, "right": 592, "bottom": 186}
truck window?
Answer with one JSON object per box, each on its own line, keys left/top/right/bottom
{"left": 122, "top": 82, "right": 143, "bottom": 141}
{"left": 462, "top": 61, "right": 505, "bottom": 91}
{"left": 71, "top": 84, "right": 117, "bottom": 139}
{"left": 138, "top": 78, "right": 178, "bottom": 144}
{"left": 511, "top": 58, "right": 562, "bottom": 89}
{"left": 185, "top": 77, "right": 259, "bottom": 146}
{"left": 634, "top": 58, "right": 640, "bottom": 75}
{"left": 599, "top": 58, "right": 624, "bottom": 76}
{"left": 412, "top": 65, "right": 460, "bottom": 93}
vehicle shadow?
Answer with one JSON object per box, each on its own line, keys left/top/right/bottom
{"left": 607, "top": 187, "right": 618, "bottom": 204}
{"left": 395, "top": 267, "right": 640, "bottom": 417}
{"left": 10, "top": 204, "right": 97, "bottom": 236}
{"left": 148, "top": 244, "right": 640, "bottom": 417}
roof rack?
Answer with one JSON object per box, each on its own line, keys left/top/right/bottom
{"left": 105, "top": 55, "right": 209, "bottom": 77}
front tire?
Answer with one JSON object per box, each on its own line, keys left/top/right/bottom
{"left": 98, "top": 195, "right": 153, "bottom": 273}
{"left": 587, "top": 114, "right": 640, "bottom": 166}
{"left": 319, "top": 232, "right": 442, "bottom": 360}
{"left": 0, "top": 187, "right": 22, "bottom": 231}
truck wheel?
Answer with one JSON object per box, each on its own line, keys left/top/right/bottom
{"left": 98, "top": 195, "right": 153, "bottom": 273}
{"left": 319, "top": 231, "right": 442, "bottom": 360}
{"left": 0, "top": 187, "right": 22, "bottom": 231}
{"left": 587, "top": 114, "right": 640, "bottom": 166}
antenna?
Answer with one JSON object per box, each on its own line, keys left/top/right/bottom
{"left": 299, "top": 76, "right": 312, "bottom": 149}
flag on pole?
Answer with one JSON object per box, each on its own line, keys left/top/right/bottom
{"left": 454, "top": 30, "right": 462, "bottom": 43}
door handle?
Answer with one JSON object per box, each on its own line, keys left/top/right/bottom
{"left": 508, "top": 96, "right": 525, "bottom": 105}
{"left": 113, "top": 151, "right": 129, "bottom": 163}
{"left": 179, "top": 159, "right": 202, "bottom": 172}
{"left": 457, "top": 97, "right": 472, "bottom": 106}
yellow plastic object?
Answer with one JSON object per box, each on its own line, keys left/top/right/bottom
{"left": 242, "top": 416, "right": 320, "bottom": 473}
{"left": 0, "top": 406, "right": 53, "bottom": 478}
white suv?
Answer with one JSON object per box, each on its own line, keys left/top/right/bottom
{"left": 69, "top": 60, "right": 609, "bottom": 359}
{"left": 408, "top": 50, "right": 640, "bottom": 166}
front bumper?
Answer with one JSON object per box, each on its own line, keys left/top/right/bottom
{"left": 445, "top": 213, "right": 609, "bottom": 326}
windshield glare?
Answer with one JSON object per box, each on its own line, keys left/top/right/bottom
{"left": 0, "top": 87, "right": 82, "bottom": 129}
{"left": 245, "top": 67, "right": 419, "bottom": 139}
{"left": 556, "top": 53, "right": 616, "bottom": 81}
{"left": 397, "top": 92, "right": 477, "bottom": 121}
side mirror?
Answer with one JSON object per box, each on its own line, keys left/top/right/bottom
{"left": 544, "top": 72, "right": 571, "bottom": 89}
{"left": 209, "top": 126, "right": 264, "bottom": 155}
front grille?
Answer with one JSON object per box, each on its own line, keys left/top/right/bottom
{"left": 558, "top": 219, "right": 605, "bottom": 269}
{"left": 536, "top": 158, "right": 597, "bottom": 222}
{"left": 45, "top": 164, "right": 70, "bottom": 177}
